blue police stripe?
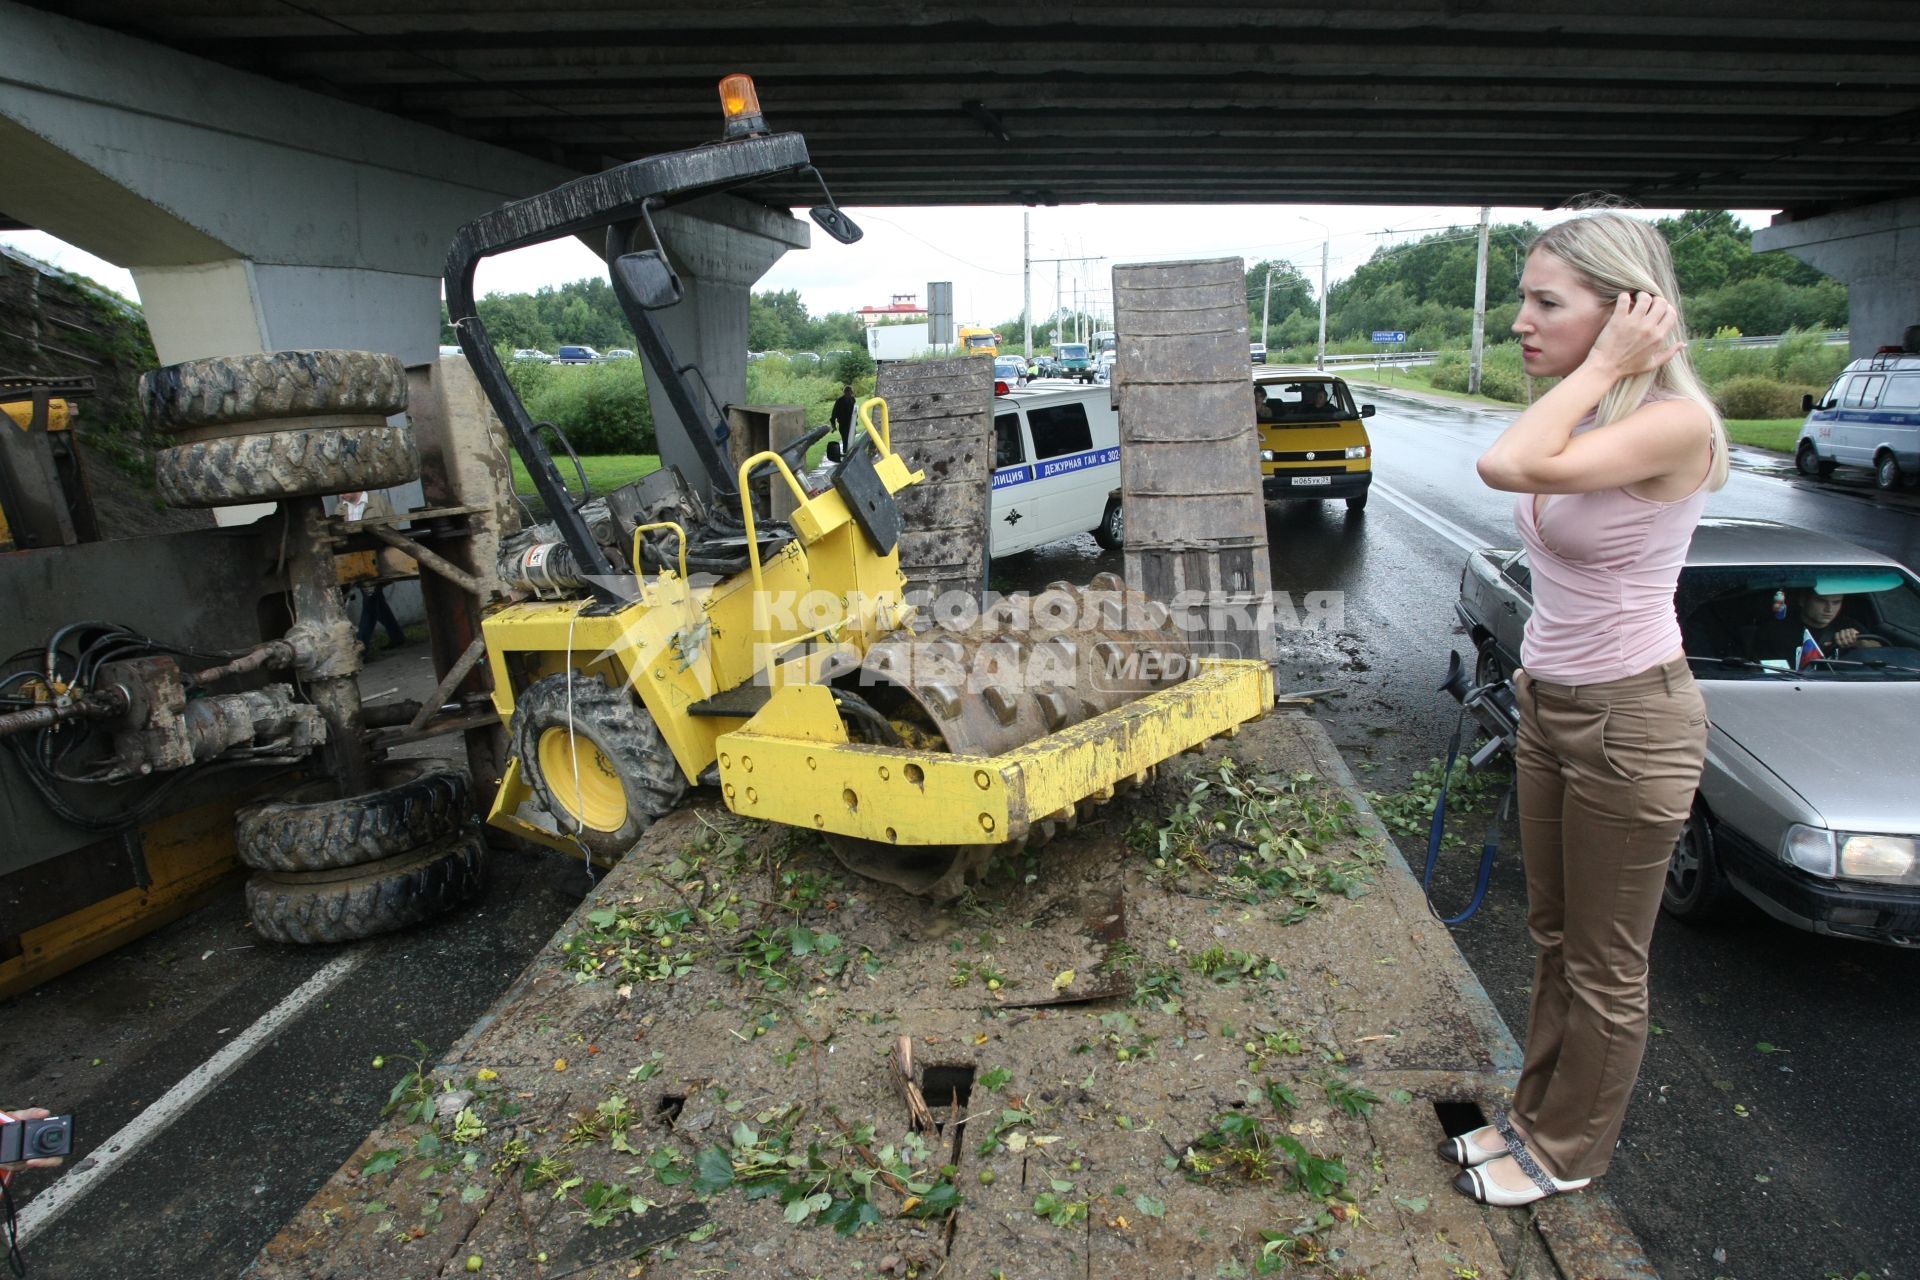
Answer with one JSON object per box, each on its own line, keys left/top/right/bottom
{"left": 994, "top": 446, "right": 1118, "bottom": 490}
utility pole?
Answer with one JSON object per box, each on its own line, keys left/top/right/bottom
{"left": 1300, "top": 217, "right": 1329, "bottom": 371}
{"left": 1031, "top": 254, "right": 1105, "bottom": 348}
{"left": 1469, "top": 206, "right": 1491, "bottom": 396}
{"left": 1023, "top": 212, "right": 1033, "bottom": 359}
{"left": 1261, "top": 266, "right": 1274, "bottom": 347}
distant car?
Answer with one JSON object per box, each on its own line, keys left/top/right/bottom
{"left": 554, "top": 345, "right": 601, "bottom": 363}
{"left": 1095, "top": 350, "right": 1118, "bottom": 384}
{"left": 603, "top": 348, "right": 637, "bottom": 360}
{"left": 511, "top": 348, "right": 553, "bottom": 363}
{"left": 1457, "top": 517, "right": 1920, "bottom": 946}
{"left": 790, "top": 352, "right": 821, "bottom": 368}
{"left": 994, "top": 355, "right": 1027, "bottom": 386}
{"left": 1032, "top": 356, "right": 1060, "bottom": 379}
{"left": 1250, "top": 342, "right": 1267, "bottom": 365}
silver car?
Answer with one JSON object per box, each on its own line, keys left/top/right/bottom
{"left": 1456, "top": 517, "right": 1920, "bottom": 947}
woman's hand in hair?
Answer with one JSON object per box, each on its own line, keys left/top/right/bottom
{"left": 1585, "top": 290, "right": 1681, "bottom": 380}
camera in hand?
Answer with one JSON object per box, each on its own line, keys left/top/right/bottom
{"left": 0, "top": 1115, "right": 73, "bottom": 1163}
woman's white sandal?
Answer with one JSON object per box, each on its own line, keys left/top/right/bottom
{"left": 1435, "top": 1126, "right": 1505, "bottom": 1168}
{"left": 1452, "top": 1128, "right": 1589, "bottom": 1206}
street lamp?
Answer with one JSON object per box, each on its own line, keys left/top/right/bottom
{"left": 1299, "top": 216, "right": 1329, "bottom": 372}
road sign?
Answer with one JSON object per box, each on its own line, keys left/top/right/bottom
{"left": 1371, "top": 330, "right": 1407, "bottom": 344}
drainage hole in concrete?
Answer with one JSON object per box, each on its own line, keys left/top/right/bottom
{"left": 1432, "top": 1098, "right": 1490, "bottom": 1139}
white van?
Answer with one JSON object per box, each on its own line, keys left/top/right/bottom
{"left": 1796, "top": 352, "right": 1920, "bottom": 490}
{"left": 991, "top": 383, "right": 1122, "bottom": 555}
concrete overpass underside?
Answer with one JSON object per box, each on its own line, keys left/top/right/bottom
{"left": 19, "top": 1, "right": 1920, "bottom": 215}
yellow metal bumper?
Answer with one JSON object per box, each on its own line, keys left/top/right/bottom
{"left": 715, "top": 657, "right": 1272, "bottom": 844}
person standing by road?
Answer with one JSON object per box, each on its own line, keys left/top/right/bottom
{"left": 1448, "top": 211, "right": 1727, "bottom": 1207}
{"left": 830, "top": 383, "right": 857, "bottom": 448}
{"left": 339, "top": 491, "right": 408, "bottom": 653}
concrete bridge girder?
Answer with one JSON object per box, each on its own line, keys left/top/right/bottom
{"left": 1754, "top": 197, "right": 1920, "bottom": 359}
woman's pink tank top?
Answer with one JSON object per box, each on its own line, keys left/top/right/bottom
{"left": 1513, "top": 407, "right": 1712, "bottom": 685}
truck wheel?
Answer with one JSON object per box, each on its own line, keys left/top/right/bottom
{"left": 509, "top": 673, "right": 687, "bottom": 860}
{"left": 1876, "top": 451, "right": 1904, "bottom": 492}
{"left": 235, "top": 760, "right": 473, "bottom": 873}
{"left": 1092, "top": 497, "right": 1124, "bottom": 549}
{"left": 1345, "top": 492, "right": 1370, "bottom": 513}
{"left": 155, "top": 422, "right": 420, "bottom": 508}
{"left": 245, "top": 831, "right": 485, "bottom": 945}
{"left": 1795, "top": 440, "right": 1833, "bottom": 478}
{"left": 141, "top": 350, "right": 407, "bottom": 432}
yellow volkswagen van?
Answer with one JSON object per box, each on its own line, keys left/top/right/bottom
{"left": 1253, "top": 372, "right": 1375, "bottom": 512}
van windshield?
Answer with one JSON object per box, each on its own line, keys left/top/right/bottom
{"left": 1058, "top": 344, "right": 1089, "bottom": 360}
{"left": 1258, "top": 380, "right": 1355, "bottom": 420}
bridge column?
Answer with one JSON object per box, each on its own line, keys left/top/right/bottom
{"left": 648, "top": 197, "right": 810, "bottom": 500}
{"left": 1754, "top": 198, "right": 1920, "bottom": 358}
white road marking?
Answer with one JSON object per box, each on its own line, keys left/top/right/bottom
{"left": 1371, "top": 479, "right": 1492, "bottom": 555}
{"left": 16, "top": 950, "right": 366, "bottom": 1244}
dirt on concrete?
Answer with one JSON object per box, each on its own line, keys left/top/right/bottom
{"left": 248, "top": 707, "right": 1549, "bottom": 1280}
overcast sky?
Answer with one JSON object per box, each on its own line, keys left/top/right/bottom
{"left": 1, "top": 202, "right": 1775, "bottom": 332}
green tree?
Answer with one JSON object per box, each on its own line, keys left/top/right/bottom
{"left": 1245, "top": 260, "right": 1313, "bottom": 330}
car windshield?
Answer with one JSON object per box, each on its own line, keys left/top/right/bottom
{"left": 1677, "top": 564, "right": 1920, "bottom": 679}
{"left": 1058, "top": 344, "right": 1089, "bottom": 359}
{"left": 1256, "top": 380, "right": 1355, "bottom": 421}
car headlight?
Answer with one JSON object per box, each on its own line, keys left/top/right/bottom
{"left": 1782, "top": 824, "right": 1835, "bottom": 877}
{"left": 1840, "top": 834, "right": 1917, "bottom": 880}
{"left": 1344, "top": 444, "right": 1369, "bottom": 459}
{"left": 1782, "top": 825, "right": 1920, "bottom": 883}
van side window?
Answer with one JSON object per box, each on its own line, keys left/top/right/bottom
{"left": 1882, "top": 376, "right": 1920, "bottom": 411}
{"left": 994, "top": 413, "right": 1025, "bottom": 468}
{"left": 1027, "top": 403, "right": 1093, "bottom": 459}
{"left": 1843, "top": 375, "right": 1884, "bottom": 410}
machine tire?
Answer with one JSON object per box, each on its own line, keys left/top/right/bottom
{"left": 245, "top": 831, "right": 485, "bottom": 945}
{"left": 510, "top": 672, "right": 687, "bottom": 860}
{"left": 155, "top": 422, "right": 420, "bottom": 508}
{"left": 235, "top": 760, "right": 473, "bottom": 873}
{"left": 141, "top": 350, "right": 408, "bottom": 432}
{"left": 1345, "top": 492, "right": 1370, "bottom": 513}
{"left": 1661, "top": 803, "right": 1732, "bottom": 922}
{"left": 1093, "top": 497, "right": 1124, "bottom": 549}
{"left": 1876, "top": 451, "right": 1904, "bottom": 492}
{"left": 1795, "top": 439, "right": 1835, "bottom": 479}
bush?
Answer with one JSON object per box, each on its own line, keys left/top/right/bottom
{"left": 1714, "top": 375, "right": 1813, "bottom": 420}
{"left": 507, "top": 356, "right": 654, "bottom": 454}
{"left": 1426, "top": 344, "right": 1536, "bottom": 404}
{"left": 826, "top": 346, "right": 876, "bottom": 384}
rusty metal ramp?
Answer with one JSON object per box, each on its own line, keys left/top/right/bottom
{"left": 1112, "top": 258, "right": 1277, "bottom": 671}
{"left": 873, "top": 357, "right": 994, "bottom": 608}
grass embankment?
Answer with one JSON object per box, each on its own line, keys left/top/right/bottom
{"left": 511, "top": 453, "right": 660, "bottom": 497}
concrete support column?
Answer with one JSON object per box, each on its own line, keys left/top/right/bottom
{"left": 1754, "top": 197, "right": 1920, "bottom": 358}
{"left": 646, "top": 195, "right": 810, "bottom": 499}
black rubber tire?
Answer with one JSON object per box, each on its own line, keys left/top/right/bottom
{"left": 141, "top": 350, "right": 407, "bottom": 433}
{"left": 1346, "top": 492, "right": 1370, "bottom": 513}
{"left": 509, "top": 673, "right": 687, "bottom": 860}
{"left": 1876, "top": 451, "right": 1904, "bottom": 492}
{"left": 155, "top": 422, "right": 420, "bottom": 508}
{"left": 235, "top": 760, "right": 473, "bottom": 873}
{"left": 1662, "top": 803, "right": 1732, "bottom": 922}
{"left": 1474, "top": 643, "right": 1505, "bottom": 689}
{"left": 1092, "top": 497, "right": 1124, "bottom": 550}
{"left": 1795, "top": 440, "right": 1831, "bottom": 479}
{"left": 245, "top": 831, "right": 485, "bottom": 945}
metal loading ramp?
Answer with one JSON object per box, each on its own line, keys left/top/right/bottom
{"left": 1112, "top": 257, "right": 1278, "bottom": 672}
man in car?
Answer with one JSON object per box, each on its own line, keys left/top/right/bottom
{"left": 1749, "top": 589, "right": 1885, "bottom": 665}
{"left": 1252, "top": 384, "right": 1280, "bottom": 423}
{"left": 1302, "top": 385, "right": 1333, "bottom": 415}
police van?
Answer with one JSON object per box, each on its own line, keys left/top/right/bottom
{"left": 991, "top": 383, "right": 1122, "bottom": 555}
{"left": 1795, "top": 351, "right": 1920, "bottom": 490}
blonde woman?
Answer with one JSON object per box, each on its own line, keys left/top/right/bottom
{"left": 1446, "top": 212, "right": 1727, "bottom": 1207}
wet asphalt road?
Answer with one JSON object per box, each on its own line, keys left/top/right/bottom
{"left": 1011, "top": 384, "right": 1920, "bottom": 1280}
{"left": 7, "top": 388, "right": 1919, "bottom": 1279}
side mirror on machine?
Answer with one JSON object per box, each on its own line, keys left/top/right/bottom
{"left": 809, "top": 205, "right": 862, "bottom": 244}
{"left": 612, "top": 251, "right": 683, "bottom": 310}
{"left": 1802, "top": 393, "right": 1815, "bottom": 414}
{"left": 1360, "top": 404, "right": 1376, "bottom": 418}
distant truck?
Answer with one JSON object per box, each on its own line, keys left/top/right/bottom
{"left": 1054, "top": 341, "right": 1095, "bottom": 382}
{"left": 958, "top": 326, "right": 1000, "bottom": 357}
{"left": 865, "top": 322, "right": 934, "bottom": 363}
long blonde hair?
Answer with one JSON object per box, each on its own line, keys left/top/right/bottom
{"left": 1528, "top": 213, "right": 1729, "bottom": 490}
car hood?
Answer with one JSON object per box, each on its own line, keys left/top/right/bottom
{"left": 1704, "top": 680, "right": 1920, "bottom": 831}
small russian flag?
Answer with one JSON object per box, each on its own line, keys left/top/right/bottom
{"left": 1795, "top": 629, "right": 1825, "bottom": 670}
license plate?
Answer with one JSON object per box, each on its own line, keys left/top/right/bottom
{"left": 1290, "top": 475, "right": 1332, "bottom": 486}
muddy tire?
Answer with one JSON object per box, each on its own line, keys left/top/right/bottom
{"left": 510, "top": 673, "right": 686, "bottom": 860}
{"left": 141, "top": 350, "right": 407, "bottom": 432}
{"left": 235, "top": 760, "right": 473, "bottom": 873}
{"left": 155, "top": 422, "right": 419, "bottom": 508}
{"left": 245, "top": 832, "right": 485, "bottom": 945}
